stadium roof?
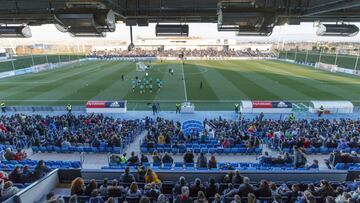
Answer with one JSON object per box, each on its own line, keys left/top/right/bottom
{"left": 0, "top": 0, "right": 360, "bottom": 38}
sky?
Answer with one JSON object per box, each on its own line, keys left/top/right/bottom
{"left": 4, "top": 22, "right": 360, "bottom": 43}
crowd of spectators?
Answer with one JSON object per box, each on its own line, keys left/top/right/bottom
{"left": 142, "top": 117, "right": 262, "bottom": 150}
{"left": 86, "top": 48, "right": 276, "bottom": 59}
{"left": 0, "top": 160, "right": 51, "bottom": 200}
{"left": 48, "top": 171, "right": 360, "bottom": 203}
{"left": 0, "top": 114, "right": 141, "bottom": 151}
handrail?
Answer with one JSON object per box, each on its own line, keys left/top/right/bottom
{"left": 80, "top": 152, "right": 85, "bottom": 168}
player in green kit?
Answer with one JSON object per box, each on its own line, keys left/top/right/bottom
{"left": 158, "top": 80, "right": 162, "bottom": 91}
{"left": 149, "top": 84, "right": 153, "bottom": 93}
{"left": 140, "top": 84, "right": 144, "bottom": 94}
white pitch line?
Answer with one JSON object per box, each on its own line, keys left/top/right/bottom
{"left": 181, "top": 62, "right": 188, "bottom": 101}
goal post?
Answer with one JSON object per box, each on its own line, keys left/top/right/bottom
{"left": 315, "top": 62, "right": 338, "bottom": 73}
{"left": 136, "top": 62, "right": 148, "bottom": 72}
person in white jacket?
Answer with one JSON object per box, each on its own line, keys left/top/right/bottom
{"left": 0, "top": 180, "right": 20, "bottom": 200}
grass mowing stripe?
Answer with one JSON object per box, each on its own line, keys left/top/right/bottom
{"left": 55, "top": 61, "right": 129, "bottom": 104}
{"left": 154, "top": 61, "right": 185, "bottom": 101}
{"left": 6, "top": 62, "right": 113, "bottom": 105}
{"left": 92, "top": 62, "right": 137, "bottom": 100}
{"left": 0, "top": 61, "right": 105, "bottom": 101}
{"left": 253, "top": 60, "right": 352, "bottom": 100}
{"left": 261, "top": 60, "right": 360, "bottom": 100}
{"left": 201, "top": 61, "right": 252, "bottom": 100}
{"left": 185, "top": 61, "right": 219, "bottom": 101}
{"left": 194, "top": 60, "right": 249, "bottom": 100}
{"left": 232, "top": 60, "right": 311, "bottom": 100}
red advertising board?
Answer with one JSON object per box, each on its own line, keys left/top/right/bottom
{"left": 86, "top": 101, "right": 106, "bottom": 108}
{"left": 252, "top": 101, "right": 272, "bottom": 108}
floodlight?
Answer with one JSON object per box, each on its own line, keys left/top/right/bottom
{"left": 316, "top": 24, "right": 359, "bottom": 37}
{"left": 0, "top": 25, "right": 32, "bottom": 38}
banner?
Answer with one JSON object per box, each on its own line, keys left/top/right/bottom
{"left": 0, "top": 70, "right": 15, "bottom": 78}
{"left": 86, "top": 100, "right": 126, "bottom": 108}
{"left": 86, "top": 100, "right": 127, "bottom": 113}
{"left": 252, "top": 101, "right": 292, "bottom": 109}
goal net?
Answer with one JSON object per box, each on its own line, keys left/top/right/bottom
{"left": 136, "top": 62, "right": 148, "bottom": 72}
{"left": 315, "top": 62, "right": 338, "bottom": 73}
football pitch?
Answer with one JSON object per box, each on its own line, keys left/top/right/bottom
{"left": 0, "top": 59, "right": 359, "bottom": 110}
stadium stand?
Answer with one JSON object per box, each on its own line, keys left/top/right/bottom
{"left": 87, "top": 48, "right": 276, "bottom": 59}
{"left": 0, "top": 114, "right": 142, "bottom": 154}
{"left": 27, "top": 169, "right": 360, "bottom": 203}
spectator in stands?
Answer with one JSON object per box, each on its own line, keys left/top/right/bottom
{"left": 205, "top": 177, "right": 219, "bottom": 199}
{"left": 157, "top": 194, "right": 168, "bottom": 203}
{"left": 145, "top": 169, "right": 161, "bottom": 184}
{"left": 174, "top": 177, "right": 188, "bottom": 195}
{"left": 105, "top": 197, "right": 115, "bottom": 203}
{"left": 305, "top": 159, "right": 319, "bottom": 170}
{"left": 212, "top": 193, "right": 222, "bottom": 203}
{"left": 279, "top": 184, "right": 301, "bottom": 203}
{"left": 107, "top": 179, "right": 124, "bottom": 197}
{"left": 140, "top": 197, "right": 151, "bottom": 203}
{"left": 349, "top": 185, "right": 360, "bottom": 200}
{"left": 126, "top": 182, "right": 142, "bottom": 199}
{"left": 195, "top": 191, "right": 208, "bottom": 203}
{"left": 316, "top": 180, "right": 335, "bottom": 198}
{"left": 272, "top": 194, "right": 282, "bottom": 203}
{"left": 222, "top": 183, "right": 237, "bottom": 198}
{"left": 0, "top": 171, "right": 8, "bottom": 182}
{"left": 283, "top": 152, "right": 293, "bottom": 164}
{"left": 232, "top": 170, "right": 244, "bottom": 185}
{"left": 4, "top": 148, "right": 16, "bottom": 161}
{"left": 269, "top": 182, "right": 277, "bottom": 197}
{"left": 196, "top": 152, "right": 208, "bottom": 168}
{"left": 325, "top": 196, "right": 335, "bottom": 203}
{"left": 258, "top": 152, "right": 272, "bottom": 165}
{"left": 294, "top": 146, "right": 307, "bottom": 168}
{"left": 33, "top": 160, "right": 51, "bottom": 179}
{"left": 208, "top": 155, "right": 217, "bottom": 169}
{"left": 248, "top": 193, "right": 260, "bottom": 203}
{"left": 99, "top": 178, "right": 108, "bottom": 196}
{"left": 45, "top": 192, "right": 65, "bottom": 203}
{"left": 85, "top": 179, "right": 98, "bottom": 196}
{"left": 152, "top": 151, "right": 162, "bottom": 164}
{"left": 71, "top": 177, "right": 84, "bottom": 196}
{"left": 255, "top": 180, "right": 271, "bottom": 198}
{"left": 237, "top": 177, "right": 254, "bottom": 197}
{"left": 21, "top": 165, "right": 32, "bottom": 183}
{"left": 0, "top": 180, "right": 20, "bottom": 200}
{"left": 184, "top": 150, "right": 194, "bottom": 163}
{"left": 174, "top": 186, "right": 192, "bottom": 203}
{"left": 231, "top": 195, "right": 241, "bottom": 203}
{"left": 127, "top": 152, "right": 140, "bottom": 165}
{"left": 89, "top": 190, "right": 104, "bottom": 203}
{"left": 190, "top": 178, "right": 205, "bottom": 197}
{"left": 120, "top": 167, "right": 135, "bottom": 183}
{"left": 162, "top": 152, "right": 174, "bottom": 164}
{"left": 144, "top": 182, "right": 160, "bottom": 200}
{"left": 8, "top": 166, "right": 21, "bottom": 183}
{"left": 141, "top": 154, "right": 149, "bottom": 164}
{"left": 69, "top": 195, "right": 78, "bottom": 203}
{"left": 157, "top": 134, "right": 165, "bottom": 145}
{"left": 14, "top": 149, "right": 27, "bottom": 161}
{"left": 223, "top": 172, "right": 234, "bottom": 184}
{"left": 137, "top": 165, "right": 146, "bottom": 182}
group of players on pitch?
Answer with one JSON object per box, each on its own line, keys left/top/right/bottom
{"left": 131, "top": 74, "right": 163, "bottom": 94}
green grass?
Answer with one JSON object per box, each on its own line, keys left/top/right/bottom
{"left": 0, "top": 55, "right": 85, "bottom": 73}
{"left": 279, "top": 51, "right": 360, "bottom": 70}
{"left": 0, "top": 59, "right": 359, "bottom": 110}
